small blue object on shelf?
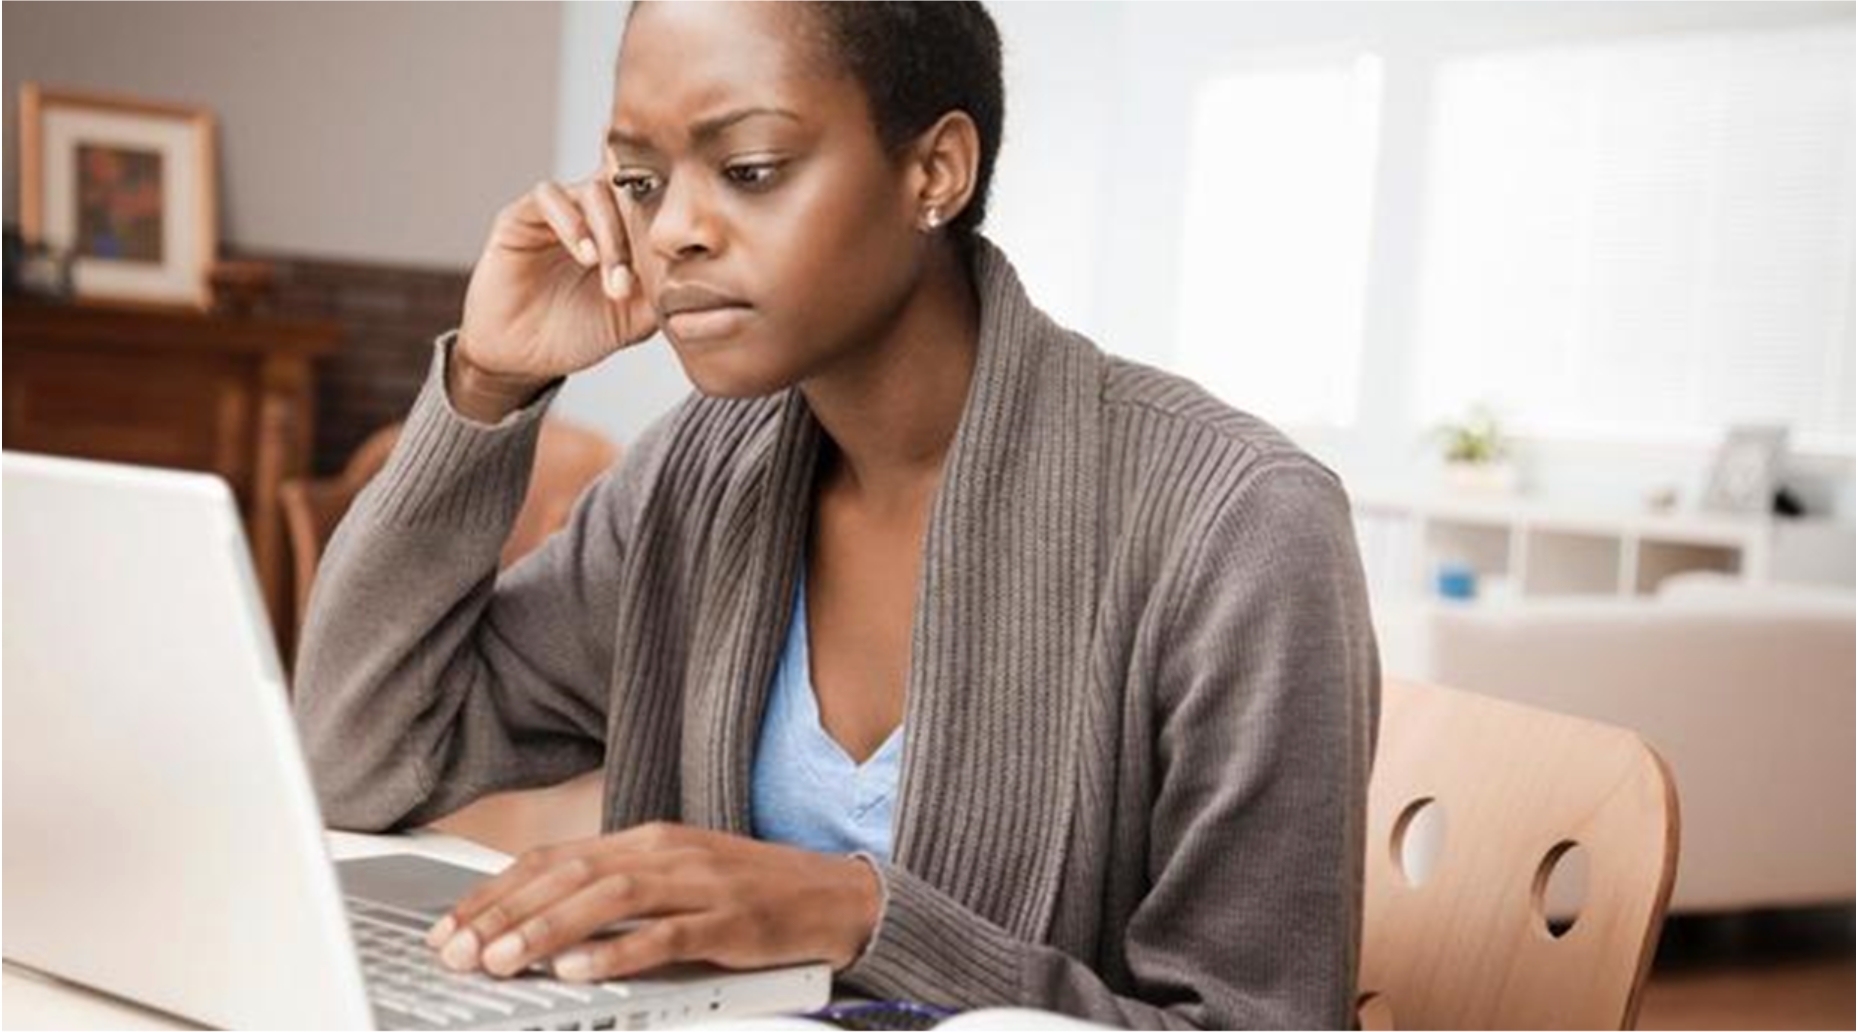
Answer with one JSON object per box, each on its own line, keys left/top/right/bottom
{"left": 1436, "top": 562, "right": 1478, "bottom": 601}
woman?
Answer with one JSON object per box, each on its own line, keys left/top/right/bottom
{"left": 293, "top": 2, "right": 1380, "bottom": 1027}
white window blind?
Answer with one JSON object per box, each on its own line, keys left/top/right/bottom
{"left": 1175, "top": 50, "right": 1384, "bottom": 429}
{"left": 1413, "top": 23, "right": 1855, "bottom": 451}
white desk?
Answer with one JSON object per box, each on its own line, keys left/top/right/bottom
{"left": 3, "top": 835, "right": 1102, "bottom": 1032}
{"left": 2, "top": 830, "right": 511, "bottom": 1031}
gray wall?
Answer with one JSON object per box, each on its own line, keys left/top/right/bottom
{"left": 4, "top": 2, "right": 563, "bottom": 267}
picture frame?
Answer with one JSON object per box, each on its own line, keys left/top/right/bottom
{"left": 19, "top": 83, "right": 219, "bottom": 309}
{"left": 1700, "top": 423, "right": 1789, "bottom": 516}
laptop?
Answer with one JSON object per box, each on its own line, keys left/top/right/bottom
{"left": 1, "top": 451, "right": 831, "bottom": 1030}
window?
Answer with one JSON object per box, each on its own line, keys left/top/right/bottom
{"left": 1175, "top": 49, "right": 1385, "bottom": 429}
{"left": 1413, "top": 23, "right": 1855, "bottom": 452}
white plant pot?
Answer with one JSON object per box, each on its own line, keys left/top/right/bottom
{"left": 1442, "top": 460, "right": 1519, "bottom": 496}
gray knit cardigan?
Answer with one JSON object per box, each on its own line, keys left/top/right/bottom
{"left": 293, "top": 236, "right": 1380, "bottom": 1029}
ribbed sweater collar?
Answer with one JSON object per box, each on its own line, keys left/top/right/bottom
{"left": 680, "top": 235, "right": 1105, "bottom": 941}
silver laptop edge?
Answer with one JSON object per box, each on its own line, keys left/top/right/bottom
{"left": 2, "top": 452, "right": 829, "bottom": 1030}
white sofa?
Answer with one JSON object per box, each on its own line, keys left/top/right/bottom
{"left": 1423, "top": 576, "right": 1855, "bottom": 914}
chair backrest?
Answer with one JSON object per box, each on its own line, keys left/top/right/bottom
{"left": 280, "top": 423, "right": 404, "bottom": 633}
{"left": 279, "top": 418, "right": 619, "bottom": 642}
{"left": 1358, "top": 678, "right": 1680, "bottom": 1030}
{"left": 500, "top": 420, "right": 620, "bottom": 568}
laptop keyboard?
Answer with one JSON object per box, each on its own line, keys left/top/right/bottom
{"left": 347, "top": 896, "right": 628, "bottom": 1029}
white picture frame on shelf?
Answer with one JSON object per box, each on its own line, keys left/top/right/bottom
{"left": 1700, "top": 424, "right": 1788, "bottom": 516}
{"left": 18, "top": 83, "right": 219, "bottom": 310}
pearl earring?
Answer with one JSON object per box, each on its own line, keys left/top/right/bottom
{"left": 922, "top": 207, "right": 943, "bottom": 231}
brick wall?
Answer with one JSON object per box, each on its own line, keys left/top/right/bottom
{"left": 231, "top": 248, "right": 470, "bottom": 476}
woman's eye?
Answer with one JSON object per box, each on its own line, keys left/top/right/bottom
{"left": 725, "top": 162, "right": 782, "bottom": 189}
{"left": 610, "top": 162, "right": 782, "bottom": 203}
{"left": 611, "top": 173, "right": 657, "bottom": 202}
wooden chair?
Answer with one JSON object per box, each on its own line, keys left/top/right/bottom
{"left": 280, "top": 417, "right": 619, "bottom": 855}
{"left": 280, "top": 418, "right": 621, "bottom": 629}
{"left": 1358, "top": 678, "right": 1680, "bottom": 1030}
{"left": 280, "top": 426, "right": 400, "bottom": 638}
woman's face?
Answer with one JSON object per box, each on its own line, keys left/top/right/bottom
{"left": 611, "top": 1, "right": 930, "bottom": 398}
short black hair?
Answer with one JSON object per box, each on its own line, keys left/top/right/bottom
{"left": 623, "top": 1, "right": 1006, "bottom": 255}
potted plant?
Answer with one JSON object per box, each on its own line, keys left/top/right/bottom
{"left": 1433, "top": 404, "right": 1519, "bottom": 496}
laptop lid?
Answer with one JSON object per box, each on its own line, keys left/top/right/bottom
{"left": 2, "top": 452, "right": 375, "bottom": 1029}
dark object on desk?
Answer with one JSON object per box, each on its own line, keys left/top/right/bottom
{"left": 809, "top": 1000, "right": 959, "bottom": 1030}
{"left": 3, "top": 300, "right": 339, "bottom": 662}
{"left": 3, "top": 224, "right": 76, "bottom": 301}
{"left": 208, "top": 258, "right": 279, "bottom": 317}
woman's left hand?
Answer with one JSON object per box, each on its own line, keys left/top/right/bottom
{"left": 424, "top": 822, "right": 882, "bottom": 981}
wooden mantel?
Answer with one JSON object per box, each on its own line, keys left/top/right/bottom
{"left": 4, "top": 300, "right": 340, "bottom": 658}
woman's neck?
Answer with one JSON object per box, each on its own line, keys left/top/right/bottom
{"left": 799, "top": 242, "right": 980, "bottom": 514}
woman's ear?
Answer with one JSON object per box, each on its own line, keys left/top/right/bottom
{"left": 908, "top": 111, "right": 980, "bottom": 229}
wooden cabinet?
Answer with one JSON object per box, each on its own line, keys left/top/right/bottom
{"left": 4, "top": 301, "right": 338, "bottom": 658}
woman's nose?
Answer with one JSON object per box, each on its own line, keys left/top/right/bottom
{"left": 647, "top": 177, "right": 720, "bottom": 262}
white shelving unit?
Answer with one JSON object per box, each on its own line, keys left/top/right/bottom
{"left": 1351, "top": 489, "right": 1852, "bottom": 682}
{"left": 1352, "top": 490, "right": 1781, "bottom": 605}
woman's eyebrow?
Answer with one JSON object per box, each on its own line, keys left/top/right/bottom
{"left": 607, "top": 106, "right": 803, "bottom": 155}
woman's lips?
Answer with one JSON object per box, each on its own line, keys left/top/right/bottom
{"left": 666, "top": 305, "right": 753, "bottom": 342}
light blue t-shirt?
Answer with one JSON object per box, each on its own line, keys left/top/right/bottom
{"left": 750, "top": 566, "right": 903, "bottom": 862}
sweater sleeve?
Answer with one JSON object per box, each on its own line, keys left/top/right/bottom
{"left": 839, "top": 463, "right": 1381, "bottom": 1030}
{"left": 292, "top": 332, "right": 668, "bottom": 832}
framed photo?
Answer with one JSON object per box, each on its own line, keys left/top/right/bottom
{"left": 19, "top": 83, "right": 218, "bottom": 309}
{"left": 1700, "top": 424, "right": 1789, "bottom": 516}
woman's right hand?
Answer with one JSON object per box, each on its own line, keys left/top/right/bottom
{"left": 452, "top": 174, "right": 658, "bottom": 418}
